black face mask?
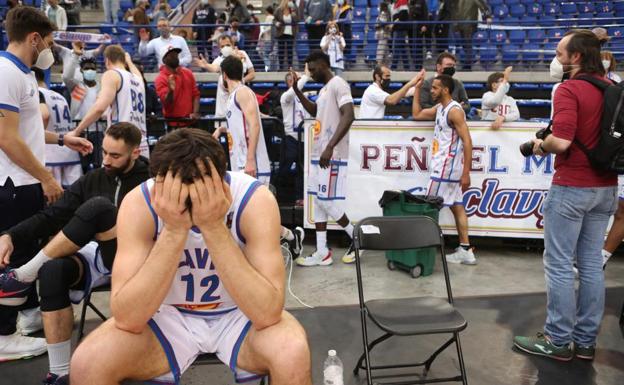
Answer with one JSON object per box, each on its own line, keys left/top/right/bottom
{"left": 380, "top": 78, "right": 391, "bottom": 90}
{"left": 442, "top": 66, "right": 455, "bottom": 77}
{"left": 164, "top": 56, "right": 179, "bottom": 69}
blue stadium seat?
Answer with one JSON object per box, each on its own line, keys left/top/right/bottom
{"left": 369, "top": 0, "right": 380, "bottom": 7}
{"left": 369, "top": 7, "right": 379, "bottom": 19}
{"left": 560, "top": 2, "right": 578, "bottom": 15}
{"left": 578, "top": 2, "right": 595, "bottom": 13}
{"left": 349, "top": 31, "right": 365, "bottom": 61}
{"left": 351, "top": 20, "right": 366, "bottom": 33}
{"left": 492, "top": 30, "right": 507, "bottom": 45}
{"left": 296, "top": 32, "right": 309, "bottom": 63}
{"left": 494, "top": 4, "right": 509, "bottom": 19}
{"left": 520, "top": 15, "right": 538, "bottom": 24}
{"left": 528, "top": 3, "right": 543, "bottom": 16}
{"left": 509, "top": 29, "right": 526, "bottom": 44}
{"left": 595, "top": 1, "right": 614, "bottom": 13}
{"left": 506, "top": 0, "right": 520, "bottom": 5}
{"left": 364, "top": 31, "right": 377, "bottom": 62}
{"left": 169, "top": 0, "right": 180, "bottom": 8}
{"left": 353, "top": 7, "right": 366, "bottom": 20}
{"left": 539, "top": 14, "right": 557, "bottom": 26}
{"left": 519, "top": 0, "right": 533, "bottom": 5}
{"left": 478, "top": 46, "right": 498, "bottom": 65}
{"left": 510, "top": 4, "right": 526, "bottom": 17}
{"left": 608, "top": 26, "right": 624, "bottom": 39}
{"left": 117, "top": 34, "right": 134, "bottom": 44}
{"left": 527, "top": 28, "right": 545, "bottom": 43}
{"left": 543, "top": 2, "right": 560, "bottom": 16}
{"left": 578, "top": 12, "right": 594, "bottom": 21}
{"left": 597, "top": 11, "right": 615, "bottom": 23}
{"left": 502, "top": 44, "right": 520, "bottom": 63}
{"left": 546, "top": 28, "right": 565, "bottom": 41}
{"left": 489, "top": 0, "right": 504, "bottom": 6}
{"left": 615, "top": 1, "right": 624, "bottom": 14}
{"left": 0, "top": 0, "right": 7, "bottom": 6}
{"left": 473, "top": 30, "right": 489, "bottom": 45}
{"left": 522, "top": 43, "right": 542, "bottom": 62}
{"left": 120, "top": 0, "right": 133, "bottom": 10}
{"left": 353, "top": 0, "right": 367, "bottom": 7}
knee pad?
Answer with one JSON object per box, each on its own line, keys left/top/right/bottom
{"left": 39, "top": 257, "right": 82, "bottom": 312}
{"left": 316, "top": 199, "right": 344, "bottom": 222}
{"left": 97, "top": 238, "right": 117, "bottom": 271}
{"left": 63, "top": 197, "right": 117, "bottom": 247}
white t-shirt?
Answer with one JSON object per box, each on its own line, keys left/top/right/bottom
{"left": 320, "top": 35, "right": 345, "bottom": 70}
{"left": 312, "top": 76, "right": 353, "bottom": 159}
{"left": 212, "top": 51, "right": 254, "bottom": 117}
{"left": 481, "top": 82, "right": 520, "bottom": 122}
{"left": 359, "top": 82, "right": 389, "bottom": 119}
{"left": 280, "top": 75, "right": 310, "bottom": 139}
{"left": 0, "top": 52, "right": 45, "bottom": 187}
{"left": 138, "top": 35, "right": 192, "bottom": 67}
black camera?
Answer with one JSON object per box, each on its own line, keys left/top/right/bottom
{"left": 519, "top": 126, "right": 552, "bottom": 157}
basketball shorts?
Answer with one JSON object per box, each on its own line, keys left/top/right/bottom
{"left": 149, "top": 305, "right": 263, "bottom": 384}
{"left": 69, "top": 241, "right": 111, "bottom": 304}
{"left": 427, "top": 178, "right": 463, "bottom": 207}
{"left": 307, "top": 160, "right": 347, "bottom": 201}
{"left": 46, "top": 164, "right": 83, "bottom": 188}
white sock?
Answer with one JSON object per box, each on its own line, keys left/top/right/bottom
{"left": 602, "top": 249, "right": 612, "bottom": 265}
{"left": 343, "top": 224, "right": 354, "bottom": 239}
{"left": 281, "top": 227, "right": 294, "bottom": 241}
{"left": 14, "top": 250, "right": 51, "bottom": 282}
{"left": 47, "top": 340, "right": 71, "bottom": 376}
{"left": 316, "top": 231, "right": 328, "bottom": 253}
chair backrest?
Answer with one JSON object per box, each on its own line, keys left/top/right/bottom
{"left": 354, "top": 216, "right": 442, "bottom": 251}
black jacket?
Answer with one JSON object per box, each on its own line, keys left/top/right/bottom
{"left": 8, "top": 157, "right": 150, "bottom": 251}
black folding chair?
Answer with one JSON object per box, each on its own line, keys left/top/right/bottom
{"left": 352, "top": 216, "right": 468, "bottom": 385}
{"left": 77, "top": 283, "right": 110, "bottom": 341}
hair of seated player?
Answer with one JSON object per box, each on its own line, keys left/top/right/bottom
{"left": 149, "top": 128, "right": 227, "bottom": 184}
{"left": 39, "top": 257, "right": 83, "bottom": 312}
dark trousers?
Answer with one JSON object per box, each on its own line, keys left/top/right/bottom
{"left": 278, "top": 34, "right": 295, "bottom": 70}
{"left": 307, "top": 24, "right": 325, "bottom": 54}
{"left": 456, "top": 23, "right": 477, "bottom": 70}
{"left": 392, "top": 29, "right": 412, "bottom": 71}
{"left": 277, "top": 135, "right": 304, "bottom": 202}
{"left": 0, "top": 179, "right": 44, "bottom": 335}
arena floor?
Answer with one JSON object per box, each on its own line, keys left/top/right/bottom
{"left": 2, "top": 242, "right": 623, "bottom": 385}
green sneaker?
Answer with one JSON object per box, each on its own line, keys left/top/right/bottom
{"left": 513, "top": 332, "right": 573, "bottom": 361}
{"left": 575, "top": 344, "right": 595, "bottom": 360}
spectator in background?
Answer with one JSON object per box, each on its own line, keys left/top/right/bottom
{"left": 601, "top": 51, "right": 621, "bottom": 83}
{"left": 176, "top": 29, "right": 189, "bottom": 42}
{"left": 434, "top": 0, "right": 451, "bottom": 53}
{"left": 45, "top": 0, "right": 67, "bottom": 31}
{"left": 391, "top": 0, "right": 412, "bottom": 71}
{"left": 452, "top": 0, "right": 491, "bottom": 70}
{"left": 210, "top": 25, "right": 226, "bottom": 60}
{"left": 419, "top": 52, "right": 470, "bottom": 114}
{"left": 139, "top": 18, "right": 192, "bottom": 67}
{"left": 134, "top": 60, "right": 162, "bottom": 119}
{"left": 63, "top": 56, "right": 100, "bottom": 131}
{"left": 274, "top": 0, "right": 298, "bottom": 71}
{"left": 320, "top": 21, "right": 346, "bottom": 77}
{"left": 333, "top": 0, "right": 352, "bottom": 60}
{"left": 54, "top": 39, "right": 106, "bottom": 84}
{"left": 259, "top": 5, "right": 275, "bottom": 71}
{"left": 226, "top": 16, "right": 246, "bottom": 50}
{"left": 102, "top": 0, "right": 119, "bottom": 24}
{"left": 409, "top": 0, "right": 430, "bottom": 65}
{"left": 151, "top": 3, "right": 169, "bottom": 21}
{"left": 481, "top": 66, "right": 520, "bottom": 130}
{"left": 155, "top": 0, "right": 172, "bottom": 14}
{"left": 592, "top": 27, "right": 610, "bottom": 48}
{"left": 305, "top": 0, "right": 332, "bottom": 54}
{"left": 126, "top": 0, "right": 150, "bottom": 28}
{"left": 247, "top": 4, "right": 260, "bottom": 43}
{"left": 360, "top": 65, "right": 422, "bottom": 119}
{"left": 375, "top": 1, "right": 391, "bottom": 65}
{"left": 193, "top": 0, "right": 217, "bottom": 59}
{"left": 155, "top": 46, "right": 201, "bottom": 128}
{"left": 229, "top": 0, "right": 252, "bottom": 40}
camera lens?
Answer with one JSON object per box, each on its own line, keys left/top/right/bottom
{"left": 519, "top": 141, "right": 534, "bottom": 157}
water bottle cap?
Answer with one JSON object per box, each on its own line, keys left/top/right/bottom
{"left": 328, "top": 350, "right": 336, "bottom": 356}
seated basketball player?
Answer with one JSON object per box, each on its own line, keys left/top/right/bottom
{"left": 70, "top": 128, "right": 312, "bottom": 385}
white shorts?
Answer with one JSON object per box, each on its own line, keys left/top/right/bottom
{"left": 618, "top": 176, "right": 624, "bottom": 200}
{"left": 427, "top": 178, "right": 463, "bottom": 207}
{"left": 69, "top": 241, "right": 111, "bottom": 304}
{"left": 149, "top": 305, "right": 263, "bottom": 384}
{"left": 307, "top": 160, "right": 348, "bottom": 201}
{"left": 46, "top": 163, "right": 82, "bottom": 187}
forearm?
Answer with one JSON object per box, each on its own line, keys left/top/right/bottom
{"left": 387, "top": 83, "right": 412, "bottom": 105}
{"left": 164, "top": 90, "right": 174, "bottom": 105}
{"left": 112, "top": 228, "right": 187, "bottom": 332}
{"left": 412, "top": 92, "right": 422, "bottom": 118}
{"left": 202, "top": 224, "right": 283, "bottom": 328}
{"left": 193, "top": 97, "right": 200, "bottom": 114}
{"left": 462, "top": 139, "right": 472, "bottom": 175}
{"left": 243, "top": 71, "right": 255, "bottom": 84}
{"left": 75, "top": 104, "right": 106, "bottom": 135}
{"left": 246, "top": 122, "right": 260, "bottom": 162}
{"left": 0, "top": 137, "right": 52, "bottom": 184}
{"left": 44, "top": 130, "right": 61, "bottom": 144}
{"left": 294, "top": 87, "right": 317, "bottom": 116}
{"left": 327, "top": 108, "right": 354, "bottom": 148}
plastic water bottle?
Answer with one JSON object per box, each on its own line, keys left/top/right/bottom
{"left": 323, "top": 349, "right": 344, "bottom": 385}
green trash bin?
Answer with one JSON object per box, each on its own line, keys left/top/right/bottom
{"left": 378, "top": 191, "right": 443, "bottom": 278}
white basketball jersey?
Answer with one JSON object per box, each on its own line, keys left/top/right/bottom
{"left": 225, "top": 85, "right": 271, "bottom": 182}
{"left": 311, "top": 76, "right": 353, "bottom": 160}
{"left": 140, "top": 171, "right": 263, "bottom": 316}
{"left": 40, "top": 88, "right": 80, "bottom": 165}
{"left": 108, "top": 69, "right": 149, "bottom": 158}
{"left": 430, "top": 100, "right": 465, "bottom": 182}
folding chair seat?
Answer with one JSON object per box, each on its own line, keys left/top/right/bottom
{"left": 560, "top": 2, "right": 578, "bottom": 15}
{"left": 543, "top": 2, "right": 559, "bottom": 16}
{"left": 527, "top": 3, "right": 543, "bottom": 16}
{"left": 472, "top": 30, "right": 489, "bottom": 45}
{"left": 509, "top": 3, "right": 526, "bottom": 18}
{"left": 505, "top": 0, "right": 520, "bottom": 5}
{"left": 579, "top": 2, "right": 595, "bottom": 13}
{"left": 596, "top": 11, "right": 615, "bottom": 24}
{"left": 77, "top": 283, "right": 111, "bottom": 341}
{"left": 352, "top": 216, "right": 468, "bottom": 385}
{"left": 493, "top": 4, "right": 509, "bottom": 19}
{"left": 527, "top": 29, "right": 545, "bottom": 43}
{"left": 595, "top": 1, "right": 614, "bottom": 13}
{"left": 492, "top": 30, "right": 507, "bottom": 45}
{"left": 502, "top": 44, "right": 520, "bottom": 63}
{"left": 489, "top": 0, "right": 504, "bottom": 6}
{"left": 519, "top": 0, "right": 533, "bottom": 5}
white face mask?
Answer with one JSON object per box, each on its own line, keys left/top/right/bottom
{"left": 33, "top": 40, "right": 54, "bottom": 70}
{"left": 221, "top": 45, "right": 233, "bottom": 57}
{"left": 602, "top": 59, "right": 611, "bottom": 71}
{"left": 83, "top": 69, "right": 97, "bottom": 81}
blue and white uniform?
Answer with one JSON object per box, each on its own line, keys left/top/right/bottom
{"left": 140, "top": 171, "right": 265, "bottom": 384}
{"left": 225, "top": 84, "right": 271, "bottom": 185}
{"left": 108, "top": 68, "right": 149, "bottom": 158}
{"left": 69, "top": 242, "right": 110, "bottom": 304}
{"left": 427, "top": 100, "right": 466, "bottom": 207}
{"left": 40, "top": 87, "right": 82, "bottom": 187}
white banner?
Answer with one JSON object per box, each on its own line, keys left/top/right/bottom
{"left": 53, "top": 31, "right": 112, "bottom": 44}
{"left": 304, "top": 119, "right": 555, "bottom": 238}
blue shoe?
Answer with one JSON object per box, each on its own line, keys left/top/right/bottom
{"left": 42, "top": 373, "right": 69, "bottom": 385}
{"left": 0, "top": 270, "right": 31, "bottom": 306}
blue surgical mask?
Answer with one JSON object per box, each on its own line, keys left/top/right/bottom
{"left": 83, "top": 69, "right": 97, "bottom": 81}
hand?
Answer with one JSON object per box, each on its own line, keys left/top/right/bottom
{"left": 152, "top": 170, "right": 192, "bottom": 233}
{"left": 304, "top": 62, "right": 310, "bottom": 77}
{"left": 72, "top": 41, "right": 84, "bottom": 55}
{"left": 124, "top": 52, "right": 133, "bottom": 66}
{"left": 244, "top": 158, "right": 257, "bottom": 178}
{"left": 168, "top": 74, "right": 176, "bottom": 91}
{"left": 315, "top": 20, "right": 322, "bottom": 25}
{"left": 490, "top": 116, "right": 504, "bottom": 131}
{"left": 194, "top": 53, "right": 210, "bottom": 69}
{"left": 503, "top": 65, "right": 513, "bottom": 81}
{"left": 102, "top": 33, "right": 111, "bottom": 43}
{"left": 189, "top": 159, "right": 232, "bottom": 231}
{"left": 289, "top": 67, "right": 300, "bottom": 91}
{"left": 42, "top": 176, "right": 63, "bottom": 204}
{"left": 0, "top": 234, "right": 14, "bottom": 268}
{"left": 190, "top": 112, "right": 201, "bottom": 120}
{"left": 460, "top": 173, "right": 471, "bottom": 192}
{"left": 532, "top": 139, "right": 546, "bottom": 156}
{"left": 413, "top": 68, "right": 426, "bottom": 89}
{"left": 235, "top": 49, "right": 245, "bottom": 62}
{"left": 64, "top": 135, "right": 93, "bottom": 156}
{"left": 319, "top": 145, "right": 334, "bottom": 168}
{"left": 486, "top": 17, "right": 493, "bottom": 25}
{"left": 212, "top": 126, "right": 226, "bottom": 139}
{"left": 420, "top": 26, "right": 427, "bottom": 33}
{"left": 139, "top": 28, "right": 150, "bottom": 42}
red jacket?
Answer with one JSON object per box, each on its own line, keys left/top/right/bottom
{"left": 154, "top": 65, "right": 200, "bottom": 126}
